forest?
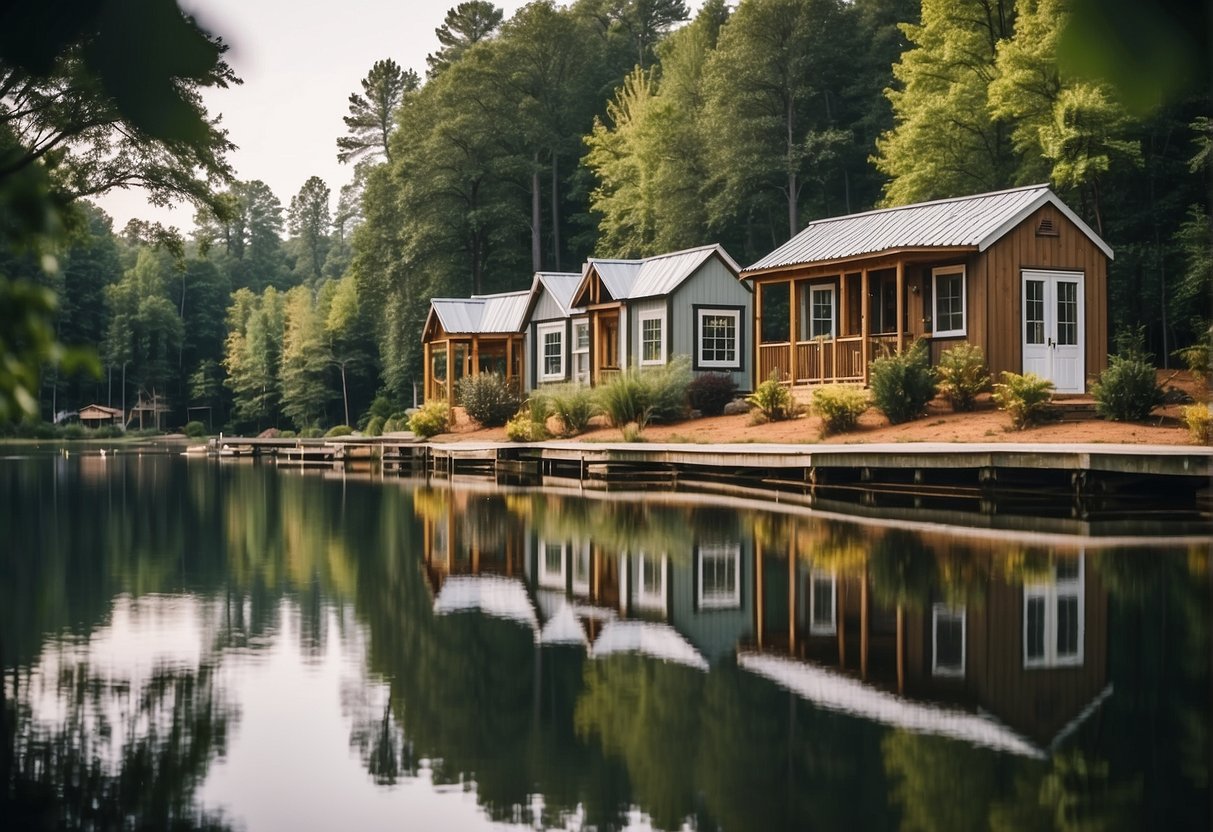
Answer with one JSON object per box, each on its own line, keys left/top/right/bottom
{"left": 0, "top": 0, "right": 1208, "bottom": 432}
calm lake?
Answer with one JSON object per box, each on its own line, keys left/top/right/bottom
{"left": 1, "top": 448, "right": 1209, "bottom": 831}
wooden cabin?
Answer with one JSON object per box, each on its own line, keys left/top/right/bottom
{"left": 422, "top": 290, "right": 530, "bottom": 406}
{"left": 740, "top": 185, "right": 1113, "bottom": 394}
{"left": 570, "top": 244, "right": 753, "bottom": 390}
{"left": 77, "top": 403, "right": 123, "bottom": 428}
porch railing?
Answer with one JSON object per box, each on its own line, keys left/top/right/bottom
{"left": 757, "top": 334, "right": 903, "bottom": 387}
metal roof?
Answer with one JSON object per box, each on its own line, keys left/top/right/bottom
{"left": 744, "top": 185, "right": 1113, "bottom": 274}
{"left": 428, "top": 289, "right": 530, "bottom": 335}
{"left": 581, "top": 243, "right": 742, "bottom": 303}
{"left": 531, "top": 271, "right": 583, "bottom": 316}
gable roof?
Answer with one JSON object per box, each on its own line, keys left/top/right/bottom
{"left": 426, "top": 289, "right": 530, "bottom": 336}
{"left": 574, "top": 244, "right": 743, "bottom": 306}
{"left": 527, "top": 271, "right": 584, "bottom": 320}
{"left": 744, "top": 185, "right": 1113, "bottom": 276}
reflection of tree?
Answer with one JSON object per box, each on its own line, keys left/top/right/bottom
{"left": 883, "top": 730, "right": 1008, "bottom": 831}
{"left": 868, "top": 531, "right": 940, "bottom": 610}
{"left": 2, "top": 658, "right": 236, "bottom": 830}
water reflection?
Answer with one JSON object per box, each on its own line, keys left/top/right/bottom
{"left": 0, "top": 452, "right": 1208, "bottom": 830}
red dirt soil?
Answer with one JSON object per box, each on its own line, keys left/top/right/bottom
{"left": 432, "top": 371, "right": 1209, "bottom": 447}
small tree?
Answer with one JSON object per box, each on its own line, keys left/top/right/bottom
{"left": 458, "top": 373, "right": 521, "bottom": 428}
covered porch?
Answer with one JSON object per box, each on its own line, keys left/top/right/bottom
{"left": 585, "top": 304, "right": 623, "bottom": 387}
{"left": 423, "top": 332, "right": 524, "bottom": 407}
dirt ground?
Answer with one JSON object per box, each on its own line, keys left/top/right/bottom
{"left": 433, "top": 370, "right": 1209, "bottom": 446}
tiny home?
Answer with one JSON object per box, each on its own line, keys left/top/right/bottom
{"left": 77, "top": 403, "right": 123, "bottom": 428}
{"left": 422, "top": 290, "right": 530, "bottom": 406}
{"left": 521, "top": 271, "right": 588, "bottom": 390}
{"left": 570, "top": 244, "right": 753, "bottom": 390}
{"left": 740, "top": 185, "right": 1113, "bottom": 394}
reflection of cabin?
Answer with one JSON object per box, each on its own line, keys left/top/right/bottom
{"left": 77, "top": 403, "right": 123, "bottom": 428}
{"left": 417, "top": 489, "right": 527, "bottom": 585}
{"left": 422, "top": 291, "right": 530, "bottom": 407}
{"left": 740, "top": 185, "right": 1113, "bottom": 393}
{"left": 570, "top": 244, "right": 753, "bottom": 390}
{"left": 750, "top": 541, "right": 1109, "bottom": 751}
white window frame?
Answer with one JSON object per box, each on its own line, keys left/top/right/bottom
{"left": 931, "top": 603, "right": 966, "bottom": 677}
{"left": 696, "top": 307, "right": 742, "bottom": 369}
{"left": 697, "top": 543, "right": 741, "bottom": 609}
{"left": 809, "top": 570, "right": 837, "bottom": 635}
{"left": 571, "top": 541, "right": 591, "bottom": 595}
{"left": 538, "top": 538, "right": 566, "bottom": 589}
{"left": 931, "top": 266, "right": 967, "bottom": 338}
{"left": 638, "top": 308, "right": 666, "bottom": 366}
{"left": 1023, "top": 558, "right": 1085, "bottom": 668}
{"left": 537, "top": 321, "right": 565, "bottom": 382}
{"left": 636, "top": 552, "right": 667, "bottom": 612}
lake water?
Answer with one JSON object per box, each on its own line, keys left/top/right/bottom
{"left": 1, "top": 448, "right": 1209, "bottom": 831}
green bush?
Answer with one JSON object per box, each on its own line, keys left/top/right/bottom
{"left": 364, "top": 415, "right": 384, "bottom": 437}
{"left": 458, "top": 373, "right": 521, "bottom": 428}
{"left": 746, "top": 372, "right": 797, "bottom": 422}
{"left": 992, "top": 371, "right": 1054, "bottom": 430}
{"left": 596, "top": 371, "right": 651, "bottom": 429}
{"left": 1181, "top": 403, "right": 1212, "bottom": 444}
{"left": 325, "top": 424, "right": 354, "bottom": 437}
{"left": 812, "top": 384, "right": 869, "bottom": 436}
{"left": 299, "top": 426, "right": 324, "bottom": 439}
{"left": 643, "top": 354, "right": 693, "bottom": 422}
{"left": 688, "top": 372, "right": 738, "bottom": 416}
{"left": 505, "top": 397, "right": 550, "bottom": 442}
{"left": 869, "top": 340, "right": 937, "bottom": 424}
{"left": 1092, "top": 354, "right": 1163, "bottom": 421}
{"left": 544, "top": 384, "right": 596, "bottom": 436}
{"left": 183, "top": 420, "right": 206, "bottom": 438}
{"left": 936, "top": 343, "right": 990, "bottom": 412}
{"left": 61, "top": 423, "right": 86, "bottom": 440}
{"left": 279, "top": 430, "right": 297, "bottom": 439}
{"left": 595, "top": 356, "right": 692, "bottom": 433}
{"left": 408, "top": 401, "right": 450, "bottom": 438}
{"left": 93, "top": 425, "right": 123, "bottom": 439}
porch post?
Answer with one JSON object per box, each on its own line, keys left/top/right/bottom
{"left": 423, "top": 340, "right": 432, "bottom": 402}
{"left": 860, "top": 268, "right": 870, "bottom": 384}
{"left": 506, "top": 337, "right": 515, "bottom": 391}
{"left": 839, "top": 274, "right": 849, "bottom": 337}
{"left": 788, "top": 279, "right": 798, "bottom": 384}
{"left": 471, "top": 335, "right": 480, "bottom": 379}
{"left": 754, "top": 281, "right": 763, "bottom": 387}
{"left": 591, "top": 313, "right": 601, "bottom": 386}
{"left": 896, "top": 260, "right": 906, "bottom": 352}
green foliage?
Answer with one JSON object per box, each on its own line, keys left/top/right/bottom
{"left": 643, "top": 355, "right": 693, "bottom": 422}
{"left": 184, "top": 420, "right": 206, "bottom": 438}
{"left": 596, "top": 371, "right": 653, "bottom": 430}
{"left": 992, "top": 371, "right": 1055, "bottom": 430}
{"left": 364, "top": 415, "right": 384, "bottom": 437}
{"left": 869, "top": 341, "right": 938, "bottom": 424}
{"left": 325, "top": 424, "right": 353, "bottom": 437}
{"left": 299, "top": 427, "right": 324, "bottom": 439}
{"left": 457, "top": 373, "right": 522, "bottom": 428}
{"left": 746, "top": 373, "right": 797, "bottom": 422}
{"left": 338, "top": 58, "right": 419, "bottom": 164}
{"left": 687, "top": 372, "right": 737, "bottom": 416}
{"left": 811, "top": 384, "right": 869, "bottom": 436}
{"left": 505, "top": 397, "right": 550, "bottom": 442}
{"left": 1181, "top": 403, "right": 1212, "bottom": 444}
{"left": 408, "top": 401, "right": 450, "bottom": 438}
{"left": 936, "top": 343, "right": 990, "bottom": 412}
{"left": 288, "top": 176, "right": 331, "bottom": 285}
{"left": 543, "top": 384, "right": 597, "bottom": 437}
{"left": 1174, "top": 325, "right": 1212, "bottom": 382}
{"left": 1092, "top": 355, "right": 1163, "bottom": 422}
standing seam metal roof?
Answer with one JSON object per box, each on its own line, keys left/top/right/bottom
{"left": 584, "top": 244, "right": 742, "bottom": 301}
{"left": 744, "top": 185, "right": 1113, "bottom": 273}
{"left": 429, "top": 290, "right": 530, "bottom": 335}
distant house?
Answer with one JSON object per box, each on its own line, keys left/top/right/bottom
{"left": 520, "top": 271, "right": 588, "bottom": 390}
{"left": 740, "top": 185, "right": 1113, "bottom": 394}
{"left": 569, "top": 244, "right": 753, "bottom": 390}
{"left": 422, "top": 290, "right": 530, "bottom": 407}
{"left": 77, "top": 403, "right": 123, "bottom": 428}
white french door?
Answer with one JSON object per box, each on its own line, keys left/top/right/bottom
{"left": 1022, "top": 270, "right": 1085, "bottom": 393}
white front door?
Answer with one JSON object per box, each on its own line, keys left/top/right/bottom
{"left": 1022, "top": 270, "right": 1085, "bottom": 393}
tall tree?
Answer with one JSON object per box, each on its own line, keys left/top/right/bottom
{"left": 874, "top": 0, "right": 1017, "bottom": 205}
{"left": 337, "top": 59, "right": 418, "bottom": 165}
{"left": 224, "top": 287, "right": 284, "bottom": 430}
{"left": 578, "top": 0, "right": 691, "bottom": 69}
{"left": 426, "top": 2, "right": 505, "bottom": 78}
{"left": 288, "top": 176, "right": 331, "bottom": 286}
{"left": 104, "top": 248, "right": 183, "bottom": 413}
{"left": 279, "top": 285, "right": 329, "bottom": 430}
{"left": 195, "top": 179, "right": 287, "bottom": 291}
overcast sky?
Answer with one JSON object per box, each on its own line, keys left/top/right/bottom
{"left": 94, "top": 0, "right": 538, "bottom": 233}
{"left": 95, "top": 1, "right": 707, "bottom": 235}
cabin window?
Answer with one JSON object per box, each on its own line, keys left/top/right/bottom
{"left": 697, "top": 543, "right": 741, "bottom": 609}
{"left": 574, "top": 321, "right": 589, "bottom": 351}
{"left": 695, "top": 307, "right": 742, "bottom": 369}
{"left": 809, "top": 570, "right": 837, "bottom": 635}
{"left": 636, "top": 552, "right": 668, "bottom": 612}
{"left": 932, "top": 604, "right": 966, "bottom": 677}
{"left": 537, "top": 322, "right": 564, "bottom": 381}
{"left": 811, "top": 287, "right": 835, "bottom": 338}
{"left": 572, "top": 321, "right": 590, "bottom": 386}
{"left": 639, "top": 309, "right": 666, "bottom": 366}
{"left": 932, "top": 267, "right": 966, "bottom": 337}
{"left": 539, "top": 539, "right": 566, "bottom": 589}
{"left": 1024, "top": 558, "right": 1084, "bottom": 668}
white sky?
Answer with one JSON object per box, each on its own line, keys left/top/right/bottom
{"left": 94, "top": 0, "right": 705, "bottom": 235}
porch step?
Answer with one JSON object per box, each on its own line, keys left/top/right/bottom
{"left": 1051, "top": 396, "right": 1097, "bottom": 419}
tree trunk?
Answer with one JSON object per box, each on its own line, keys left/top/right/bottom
{"left": 532, "top": 152, "right": 542, "bottom": 273}
{"left": 787, "top": 96, "right": 798, "bottom": 240}
{"left": 340, "top": 362, "right": 350, "bottom": 427}
{"left": 550, "top": 153, "right": 561, "bottom": 271}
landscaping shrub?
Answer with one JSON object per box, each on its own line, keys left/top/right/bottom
{"left": 746, "top": 372, "right": 797, "bottom": 422}
{"left": 408, "top": 401, "right": 450, "bottom": 438}
{"left": 93, "top": 425, "right": 123, "bottom": 439}
{"left": 458, "top": 372, "right": 521, "bottom": 428}
{"left": 812, "top": 384, "right": 868, "bottom": 436}
{"left": 279, "top": 430, "right": 297, "bottom": 439}
{"left": 688, "top": 372, "right": 738, "bottom": 416}
{"left": 992, "top": 371, "right": 1054, "bottom": 430}
{"left": 544, "top": 384, "right": 596, "bottom": 436}
{"left": 61, "top": 424, "right": 86, "bottom": 440}
{"left": 869, "top": 340, "right": 937, "bottom": 424}
{"left": 936, "top": 343, "right": 990, "bottom": 412}
{"left": 596, "top": 357, "right": 692, "bottom": 434}
{"left": 1181, "top": 403, "right": 1212, "bottom": 444}
{"left": 597, "top": 371, "right": 651, "bottom": 429}
{"left": 505, "top": 396, "right": 550, "bottom": 442}
{"left": 364, "top": 415, "right": 384, "bottom": 437}
{"left": 382, "top": 411, "right": 410, "bottom": 433}
{"left": 299, "top": 426, "right": 324, "bottom": 438}
{"left": 643, "top": 355, "right": 692, "bottom": 422}
{"left": 183, "top": 420, "right": 206, "bottom": 437}
{"left": 325, "top": 424, "right": 353, "bottom": 437}
{"left": 1092, "top": 354, "right": 1163, "bottom": 421}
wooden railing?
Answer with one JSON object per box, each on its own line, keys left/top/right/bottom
{"left": 758, "top": 334, "right": 903, "bottom": 387}
{"left": 756, "top": 343, "right": 791, "bottom": 383}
